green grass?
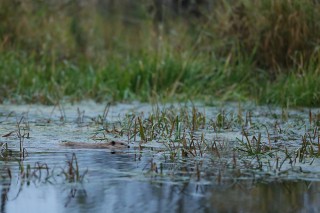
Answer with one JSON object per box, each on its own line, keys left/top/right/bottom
{"left": 0, "top": 0, "right": 319, "bottom": 106}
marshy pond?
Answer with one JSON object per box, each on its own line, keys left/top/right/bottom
{"left": 0, "top": 101, "right": 320, "bottom": 213}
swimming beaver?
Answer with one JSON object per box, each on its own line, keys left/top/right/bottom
{"left": 61, "top": 140, "right": 130, "bottom": 153}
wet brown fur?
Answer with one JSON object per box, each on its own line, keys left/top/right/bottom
{"left": 61, "top": 141, "right": 129, "bottom": 149}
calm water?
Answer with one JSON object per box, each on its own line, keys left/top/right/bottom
{"left": 0, "top": 101, "right": 320, "bottom": 213}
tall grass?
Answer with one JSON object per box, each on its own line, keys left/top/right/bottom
{"left": 0, "top": 0, "right": 319, "bottom": 106}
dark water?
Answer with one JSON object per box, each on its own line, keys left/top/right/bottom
{"left": 1, "top": 150, "right": 319, "bottom": 213}
{"left": 0, "top": 102, "right": 320, "bottom": 213}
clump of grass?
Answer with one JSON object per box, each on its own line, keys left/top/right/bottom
{"left": 16, "top": 116, "right": 29, "bottom": 158}
{"left": 233, "top": 114, "right": 320, "bottom": 174}
{"left": 262, "top": 65, "right": 320, "bottom": 106}
{"left": 61, "top": 153, "right": 88, "bottom": 183}
{"left": 237, "top": 130, "right": 272, "bottom": 157}
{"left": 296, "top": 130, "right": 320, "bottom": 162}
{"left": 208, "top": 0, "right": 320, "bottom": 72}
{"left": 1, "top": 116, "right": 29, "bottom": 159}
{"left": 95, "top": 105, "right": 232, "bottom": 162}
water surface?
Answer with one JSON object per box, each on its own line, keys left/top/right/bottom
{"left": 0, "top": 101, "right": 320, "bottom": 213}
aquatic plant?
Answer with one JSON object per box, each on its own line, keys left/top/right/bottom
{"left": 0, "top": 153, "right": 87, "bottom": 207}
{"left": 61, "top": 153, "right": 88, "bottom": 183}
{"left": 1, "top": 116, "right": 30, "bottom": 160}
{"left": 236, "top": 131, "right": 271, "bottom": 157}
{"left": 296, "top": 130, "right": 320, "bottom": 162}
{"left": 16, "top": 116, "right": 29, "bottom": 158}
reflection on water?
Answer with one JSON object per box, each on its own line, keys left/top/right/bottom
{"left": 0, "top": 150, "right": 319, "bottom": 213}
{"left": 208, "top": 180, "right": 320, "bottom": 213}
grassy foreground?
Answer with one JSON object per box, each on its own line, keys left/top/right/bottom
{"left": 0, "top": 0, "right": 319, "bottom": 106}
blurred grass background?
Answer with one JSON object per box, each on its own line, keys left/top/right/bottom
{"left": 0, "top": 0, "right": 319, "bottom": 106}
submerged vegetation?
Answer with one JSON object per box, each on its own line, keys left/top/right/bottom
{"left": 0, "top": 0, "right": 319, "bottom": 106}
{"left": 84, "top": 102, "right": 320, "bottom": 179}
{"left": 1, "top": 101, "right": 320, "bottom": 182}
